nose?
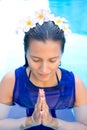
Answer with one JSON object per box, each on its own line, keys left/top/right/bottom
{"left": 39, "top": 61, "right": 49, "bottom": 73}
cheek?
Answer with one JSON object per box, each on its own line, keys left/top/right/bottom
{"left": 50, "top": 62, "right": 59, "bottom": 70}
{"left": 51, "top": 60, "right": 61, "bottom": 70}
{"left": 27, "top": 59, "right": 40, "bottom": 70}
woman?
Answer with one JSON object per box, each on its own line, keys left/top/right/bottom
{"left": 0, "top": 10, "right": 87, "bottom": 130}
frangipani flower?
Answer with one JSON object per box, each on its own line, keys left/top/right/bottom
{"left": 35, "top": 9, "right": 52, "bottom": 25}
{"left": 55, "top": 17, "right": 63, "bottom": 24}
{"left": 54, "top": 16, "right": 71, "bottom": 35}
{"left": 17, "top": 9, "right": 71, "bottom": 36}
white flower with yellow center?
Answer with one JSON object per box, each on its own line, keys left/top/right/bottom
{"left": 23, "top": 16, "right": 36, "bottom": 32}
{"left": 35, "top": 9, "right": 52, "bottom": 25}
{"left": 54, "top": 16, "right": 71, "bottom": 35}
{"left": 17, "top": 9, "right": 71, "bottom": 35}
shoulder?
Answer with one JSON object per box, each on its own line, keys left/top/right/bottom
{"left": 0, "top": 65, "right": 26, "bottom": 105}
{"left": 59, "top": 67, "right": 75, "bottom": 81}
{"left": 0, "top": 71, "right": 15, "bottom": 105}
{"left": 74, "top": 75, "right": 87, "bottom": 106}
{"left": 15, "top": 65, "right": 26, "bottom": 77}
{"left": 59, "top": 67, "right": 74, "bottom": 75}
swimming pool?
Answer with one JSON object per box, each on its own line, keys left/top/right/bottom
{"left": 49, "top": 0, "right": 87, "bottom": 87}
{"left": 49, "top": 0, "right": 87, "bottom": 35}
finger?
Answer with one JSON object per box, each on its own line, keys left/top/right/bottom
{"left": 35, "top": 89, "right": 45, "bottom": 108}
{"left": 39, "top": 89, "right": 46, "bottom": 111}
{"left": 38, "top": 89, "right": 45, "bottom": 107}
{"left": 35, "top": 89, "right": 43, "bottom": 111}
{"left": 39, "top": 89, "right": 45, "bottom": 97}
{"left": 32, "top": 109, "right": 42, "bottom": 124}
{"left": 35, "top": 100, "right": 42, "bottom": 111}
{"left": 41, "top": 95, "right": 49, "bottom": 112}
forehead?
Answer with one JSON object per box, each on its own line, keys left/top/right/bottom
{"left": 28, "top": 40, "right": 62, "bottom": 55}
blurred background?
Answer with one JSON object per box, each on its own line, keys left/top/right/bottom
{"left": 0, "top": 0, "right": 87, "bottom": 87}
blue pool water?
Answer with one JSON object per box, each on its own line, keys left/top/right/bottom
{"left": 49, "top": 0, "right": 87, "bottom": 87}
{"left": 49, "top": 0, "right": 87, "bottom": 35}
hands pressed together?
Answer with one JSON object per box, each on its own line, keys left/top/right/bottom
{"left": 26, "top": 89, "right": 58, "bottom": 129}
{"left": 32, "top": 89, "right": 52, "bottom": 126}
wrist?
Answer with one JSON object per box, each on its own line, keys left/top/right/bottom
{"left": 50, "top": 117, "right": 59, "bottom": 130}
{"left": 25, "top": 116, "right": 41, "bottom": 128}
{"left": 20, "top": 116, "right": 33, "bottom": 129}
{"left": 25, "top": 116, "right": 33, "bottom": 128}
{"left": 19, "top": 117, "right": 28, "bottom": 130}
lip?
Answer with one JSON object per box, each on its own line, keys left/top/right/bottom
{"left": 39, "top": 73, "right": 49, "bottom": 78}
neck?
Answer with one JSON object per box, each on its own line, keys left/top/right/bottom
{"left": 27, "top": 68, "right": 59, "bottom": 88}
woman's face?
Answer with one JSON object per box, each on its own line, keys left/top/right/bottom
{"left": 26, "top": 40, "right": 62, "bottom": 82}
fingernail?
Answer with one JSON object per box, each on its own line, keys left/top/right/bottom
{"left": 38, "top": 89, "right": 41, "bottom": 94}
{"left": 42, "top": 89, "right": 44, "bottom": 92}
{"left": 41, "top": 89, "right": 45, "bottom": 94}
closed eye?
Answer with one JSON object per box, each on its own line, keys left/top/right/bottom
{"left": 49, "top": 58, "right": 58, "bottom": 62}
{"left": 32, "top": 58, "right": 41, "bottom": 62}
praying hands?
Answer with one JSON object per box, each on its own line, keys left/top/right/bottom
{"left": 26, "top": 89, "right": 58, "bottom": 129}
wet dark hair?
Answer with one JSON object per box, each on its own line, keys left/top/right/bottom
{"left": 24, "top": 21, "right": 66, "bottom": 66}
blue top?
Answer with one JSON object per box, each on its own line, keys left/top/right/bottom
{"left": 13, "top": 66, "right": 75, "bottom": 130}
